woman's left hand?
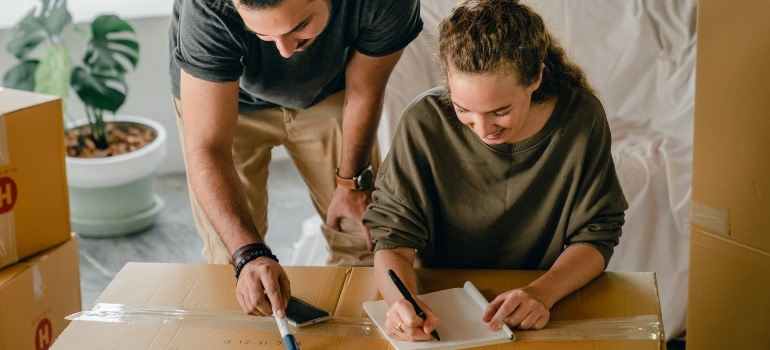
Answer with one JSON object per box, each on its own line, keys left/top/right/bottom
{"left": 482, "top": 286, "right": 551, "bottom": 330}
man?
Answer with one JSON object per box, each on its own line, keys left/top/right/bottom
{"left": 168, "top": 0, "right": 422, "bottom": 318}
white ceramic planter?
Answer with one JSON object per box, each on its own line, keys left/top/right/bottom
{"left": 66, "top": 115, "right": 168, "bottom": 237}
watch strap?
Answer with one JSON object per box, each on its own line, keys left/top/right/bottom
{"left": 335, "top": 170, "right": 358, "bottom": 189}
{"left": 335, "top": 166, "right": 373, "bottom": 190}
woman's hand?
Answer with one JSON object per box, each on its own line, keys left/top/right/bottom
{"left": 483, "top": 286, "right": 550, "bottom": 330}
{"left": 385, "top": 297, "right": 440, "bottom": 341}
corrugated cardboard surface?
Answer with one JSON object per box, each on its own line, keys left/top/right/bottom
{"left": 53, "top": 264, "right": 663, "bottom": 349}
{"left": 689, "top": 230, "right": 770, "bottom": 349}
{"left": 690, "top": 0, "right": 770, "bottom": 252}
{"left": 0, "top": 88, "right": 71, "bottom": 269}
{"left": 688, "top": 0, "right": 770, "bottom": 348}
{"left": 53, "top": 264, "right": 353, "bottom": 349}
{"left": 343, "top": 268, "right": 664, "bottom": 350}
{"left": 0, "top": 235, "right": 81, "bottom": 350}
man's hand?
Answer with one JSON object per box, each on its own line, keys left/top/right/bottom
{"left": 326, "top": 185, "right": 374, "bottom": 251}
{"left": 235, "top": 256, "right": 291, "bottom": 317}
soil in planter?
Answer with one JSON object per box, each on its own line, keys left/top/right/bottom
{"left": 65, "top": 122, "right": 157, "bottom": 158}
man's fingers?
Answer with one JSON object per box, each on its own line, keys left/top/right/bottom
{"left": 236, "top": 288, "right": 251, "bottom": 314}
{"left": 247, "top": 280, "right": 268, "bottom": 315}
{"left": 326, "top": 213, "right": 341, "bottom": 231}
{"left": 361, "top": 225, "right": 374, "bottom": 251}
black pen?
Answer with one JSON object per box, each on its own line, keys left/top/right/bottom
{"left": 387, "top": 269, "right": 441, "bottom": 341}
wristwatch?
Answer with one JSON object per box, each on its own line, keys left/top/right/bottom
{"left": 335, "top": 165, "right": 374, "bottom": 191}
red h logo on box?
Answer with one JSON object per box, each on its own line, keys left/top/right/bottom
{"left": 0, "top": 176, "right": 18, "bottom": 214}
{"left": 35, "top": 318, "right": 53, "bottom": 350}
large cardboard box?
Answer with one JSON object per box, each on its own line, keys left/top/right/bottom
{"left": 0, "top": 235, "right": 81, "bottom": 350}
{"left": 53, "top": 264, "right": 664, "bottom": 349}
{"left": 688, "top": 0, "right": 770, "bottom": 348}
{"left": 0, "top": 88, "right": 71, "bottom": 269}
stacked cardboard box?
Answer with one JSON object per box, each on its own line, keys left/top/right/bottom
{"left": 688, "top": 1, "right": 770, "bottom": 348}
{"left": 0, "top": 88, "right": 71, "bottom": 269}
{"left": 53, "top": 263, "right": 665, "bottom": 349}
{"left": 0, "top": 236, "right": 81, "bottom": 350}
{"left": 0, "top": 88, "right": 82, "bottom": 349}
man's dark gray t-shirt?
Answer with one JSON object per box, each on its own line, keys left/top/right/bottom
{"left": 169, "top": 0, "right": 423, "bottom": 112}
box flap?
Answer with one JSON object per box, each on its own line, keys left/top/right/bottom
{"left": 341, "top": 268, "right": 663, "bottom": 350}
{"left": 691, "top": 0, "right": 770, "bottom": 253}
{"left": 94, "top": 263, "right": 349, "bottom": 313}
{"left": 55, "top": 264, "right": 355, "bottom": 349}
{"left": 0, "top": 88, "right": 60, "bottom": 115}
{"left": 0, "top": 263, "right": 27, "bottom": 286}
{"left": 688, "top": 230, "right": 770, "bottom": 350}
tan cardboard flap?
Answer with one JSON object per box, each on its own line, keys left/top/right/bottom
{"left": 692, "top": 0, "right": 770, "bottom": 252}
{"left": 340, "top": 268, "right": 661, "bottom": 322}
{"left": 56, "top": 264, "right": 354, "bottom": 349}
{"left": 0, "top": 88, "right": 59, "bottom": 115}
{"left": 342, "top": 268, "right": 663, "bottom": 350}
{"left": 688, "top": 229, "right": 770, "bottom": 350}
{"left": 95, "top": 263, "right": 349, "bottom": 314}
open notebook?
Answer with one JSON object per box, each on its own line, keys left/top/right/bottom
{"left": 363, "top": 281, "right": 515, "bottom": 350}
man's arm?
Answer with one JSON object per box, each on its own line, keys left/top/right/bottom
{"left": 179, "top": 70, "right": 289, "bottom": 316}
{"left": 180, "top": 70, "right": 261, "bottom": 251}
{"left": 326, "top": 49, "right": 405, "bottom": 247}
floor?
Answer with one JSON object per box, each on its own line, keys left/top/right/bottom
{"left": 77, "top": 159, "right": 316, "bottom": 309}
{"left": 75, "top": 159, "right": 686, "bottom": 349}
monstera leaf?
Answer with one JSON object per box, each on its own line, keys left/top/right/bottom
{"left": 4, "top": 0, "right": 71, "bottom": 59}
{"left": 70, "top": 68, "right": 128, "bottom": 112}
{"left": 3, "top": 0, "right": 72, "bottom": 90}
{"left": 35, "top": 46, "right": 72, "bottom": 100}
{"left": 2, "top": 60, "right": 39, "bottom": 91}
{"left": 80, "top": 15, "right": 140, "bottom": 77}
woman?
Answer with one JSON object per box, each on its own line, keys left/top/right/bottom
{"left": 363, "top": 0, "right": 628, "bottom": 342}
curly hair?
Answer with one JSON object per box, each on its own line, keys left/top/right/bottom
{"left": 438, "top": 0, "right": 592, "bottom": 104}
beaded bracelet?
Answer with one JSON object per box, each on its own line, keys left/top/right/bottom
{"left": 232, "top": 243, "right": 279, "bottom": 279}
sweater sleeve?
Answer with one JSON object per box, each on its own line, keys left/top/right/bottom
{"left": 565, "top": 95, "right": 628, "bottom": 267}
{"left": 364, "top": 94, "right": 438, "bottom": 253}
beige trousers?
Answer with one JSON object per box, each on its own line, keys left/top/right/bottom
{"left": 172, "top": 91, "right": 379, "bottom": 266}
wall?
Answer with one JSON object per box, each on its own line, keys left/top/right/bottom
{"left": 0, "top": 0, "right": 173, "bottom": 27}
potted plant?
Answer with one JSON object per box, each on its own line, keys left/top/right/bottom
{"left": 3, "top": 0, "right": 167, "bottom": 237}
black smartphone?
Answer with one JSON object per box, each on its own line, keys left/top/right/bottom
{"left": 285, "top": 296, "right": 331, "bottom": 328}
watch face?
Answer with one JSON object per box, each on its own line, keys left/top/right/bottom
{"left": 356, "top": 168, "right": 374, "bottom": 190}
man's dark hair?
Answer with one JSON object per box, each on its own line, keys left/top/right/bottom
{"left": 214, "top": 0, "right": 286, "bottom": 11}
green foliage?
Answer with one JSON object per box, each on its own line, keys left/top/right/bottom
{"left": 2, "top": 0, "right": 140, "bottom": 150}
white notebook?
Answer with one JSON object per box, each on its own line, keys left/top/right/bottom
{"left": 363, "top": 281, "right": 515, "bottom": 350}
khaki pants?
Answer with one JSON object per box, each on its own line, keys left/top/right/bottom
{"left": 172, "top": 91, "right": 379, "bottom": 266}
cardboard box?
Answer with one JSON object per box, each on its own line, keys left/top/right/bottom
{"left": 53, "top": 264, "right": 664, "bottom": 349}
{"left": 0, "top": 235, "right": 81, "bottom": 350}
{"left": 0, "top": 88, "right": 71, "bottom": 269}
{"left": 688, "top": 0, "right": 770, "bottom": 348}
